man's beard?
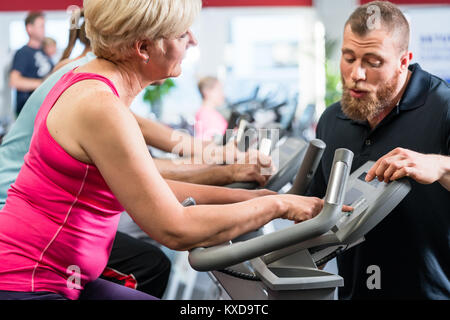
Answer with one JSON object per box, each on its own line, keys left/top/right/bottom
{"left": 340, "top": 73, "right": 399, "bottom": 122}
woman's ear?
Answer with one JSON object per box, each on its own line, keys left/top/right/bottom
{"left": 134, "top": 39, "right": 150, "bottom": 64}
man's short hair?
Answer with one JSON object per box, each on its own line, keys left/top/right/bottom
{"left": 198, "top": 76, "right": 219, "bottom": 99}
{"left": 345, "top": 1, "right": 410, "bottom": 53}
{"left": 25, "top": 11, "right": 45, "bottom": 26}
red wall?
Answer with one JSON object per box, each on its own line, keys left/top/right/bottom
{"left": 202, "top": 0, "right": 312, "bottom": 6}
{"left": 0, "top": 0, "right": 83, "bottom": 11}
{"left": 0, "top": 0, "right": 447, "bottom": 12}
{"left": 360, "top": 0, "right": 450, "bottom": 4}
{"left": 0, "top": 0, "right": 312, "bottom": 12}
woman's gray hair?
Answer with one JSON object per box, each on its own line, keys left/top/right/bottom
{"left": 84, "top": 0, "right": 202, "bottom": 60}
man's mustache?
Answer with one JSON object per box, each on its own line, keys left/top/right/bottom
{"left": 343, "top": 82, "right": 369, "bottom": 92}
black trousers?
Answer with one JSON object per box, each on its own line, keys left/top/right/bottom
{"left": 100, "top": 231, "right": 171, "bottom": 299}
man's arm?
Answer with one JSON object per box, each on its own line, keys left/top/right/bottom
{"left": 9, "top": 70, "right": 42, "bottom": 92}
{"left": 365, "top": 148, "right": 450, "bottom": 191}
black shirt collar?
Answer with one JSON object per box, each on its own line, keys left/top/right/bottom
{"left": 336, "top": 63, "right": 430, "bottom": 121}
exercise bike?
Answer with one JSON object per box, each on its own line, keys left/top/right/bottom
{"left": 187, "top": 145, "right": 411, "bottom": 300}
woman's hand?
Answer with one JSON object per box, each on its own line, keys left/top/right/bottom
{"left": 274, "top": 195, "right": 354, "bottom": 223}
{"left": 277, "top": 195, "right": 324, "bottom": 223}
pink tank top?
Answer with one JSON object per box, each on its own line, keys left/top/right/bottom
{"left": 0, "top": 70, "right": 124, "bottom": 300}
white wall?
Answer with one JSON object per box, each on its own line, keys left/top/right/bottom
{"left": 314, "top": 0, "right": 358, "bottom": 61}
{"left": 194, "top": 6, "right": 326, "bottom": 120}
{"left": 0, "top": 12, "right": 20, "bottom": 120}
{"left": 403, "top": 5, "right": 450, "bottom": 82}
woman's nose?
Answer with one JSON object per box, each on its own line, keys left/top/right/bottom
{"left": 188, "top": 30, "right": 198, "bottom": 47}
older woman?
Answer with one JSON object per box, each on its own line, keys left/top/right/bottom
{"left": 0, "top": 0, "right": 330, "bottom": 300}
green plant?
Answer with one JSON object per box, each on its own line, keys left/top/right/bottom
{"left": 324, "top": 38, "right": 343, "bottom": 107}
{"left": 143, "top": 79, "right": 176, "bottom": 118}
{"left": 325, "top": 60, "right": 342, "bottom": 107}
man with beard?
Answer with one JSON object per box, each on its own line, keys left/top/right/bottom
{"left": 307, "top": 1, "right": 450, "bottom": 299}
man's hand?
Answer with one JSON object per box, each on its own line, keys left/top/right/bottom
{"left": 366, "top": 148, "right": 450, "bottom": 190}
{"left": 9, "top": 70, "right": 43, "bottom": 91}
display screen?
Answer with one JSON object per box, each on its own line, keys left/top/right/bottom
{"left": 344, "top": 188, "right": 364, "bottom": 206}
{"left": 358, "top": 172, "right": 380, "bottom": 187}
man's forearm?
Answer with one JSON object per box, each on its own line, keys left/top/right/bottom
{"left": 10, "top": 71, "right": 42, "bottom": 91}
{"left": 155, "top": 159, "right": 234, "bottom": 185}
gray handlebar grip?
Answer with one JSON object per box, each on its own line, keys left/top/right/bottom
{"left": 324, "top": 148, "right": 353, "bottom": 204}
{"left": 188, "top": 148, "right": 354, "bottom": 272}
{"left": 287, "top": 139, "right": 326, "bottom": 195}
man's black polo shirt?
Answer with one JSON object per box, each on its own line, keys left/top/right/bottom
{"left": 307, "top": 63, "right": 450, "bottom": 299}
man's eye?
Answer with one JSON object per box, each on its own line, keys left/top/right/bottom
{"left": 369, "top": 61, "right": 381, "bottom": 68}
{"left": 345, "top": 58, "right": 355, "bottom": 63}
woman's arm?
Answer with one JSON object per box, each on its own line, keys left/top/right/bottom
{"left": 133, "top": 113, "right": 208, "bottom": 156}
{"left": 164, "top": 179, "right": 274, "bottom": 204}
{"left": 134, "top": 113, "right": 248, "bottom": 165}
{"left": 76, "top": 93, "right": 323, "bottom": 251}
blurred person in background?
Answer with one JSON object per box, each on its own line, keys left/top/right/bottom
{"left": 43, "top": 37, "right": 58, "bottom": 64}
{"left": 195, "top": 76, "right": 228, "bottom": 142}
{"left": 9, "top": 11, "right": 54, "bottom": 117}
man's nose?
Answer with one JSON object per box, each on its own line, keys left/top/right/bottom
{"left": 351, "top": 62, "right": 366, "bottom": 82}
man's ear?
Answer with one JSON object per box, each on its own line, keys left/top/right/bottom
{"left": 400, "top": 51, "right": 413, "bottom": 72}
